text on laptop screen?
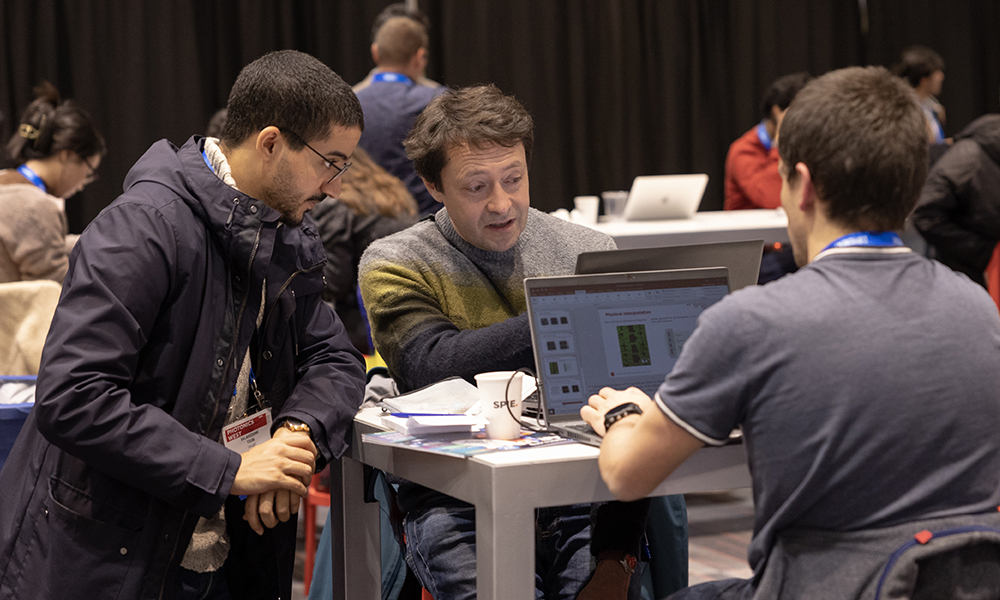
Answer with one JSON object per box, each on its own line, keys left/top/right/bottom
{"left": 528, "top": 276, "right": 728, "bottom": 416}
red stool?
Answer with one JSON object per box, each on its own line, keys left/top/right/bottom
{"left": 303, "top": 471, "right": 330, "bottom": 595}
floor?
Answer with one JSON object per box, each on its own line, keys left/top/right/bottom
{"left": 290, "top": 489, "right": 754, "bottom": 600}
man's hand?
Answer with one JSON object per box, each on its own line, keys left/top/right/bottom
{"left": 581, "top": 387, "right": 653, "bottom": 436}
{"left": 243, "top": 483, "right": 308, "bottom": 535}
{"left": 234, "top": 426, "right": 316, "bottom": 534}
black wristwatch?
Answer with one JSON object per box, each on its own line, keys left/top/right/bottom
{"left": 603, "top": 402, "right": 643, "bottom": 432}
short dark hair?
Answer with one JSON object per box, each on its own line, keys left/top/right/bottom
{"left": 893, "top": 46, "right": 945, "bottom": 88}
{"left": 371, "top": 2, "right": 431, "bottom": 43}
{"left": 404, "top": 84, "right": 534, "bottom": 192}
{"left": 779, "top": 66, "right": 928, "bottom": 231}
{"left": 7, "top": 81, "right": 106, "bottom": 165}
{"left": 220, "top": 50, "right": 364, "bottom": 149}
{"left": 375, "top": 16, "right": 428, "bottom": 66}
{"left": 760, "top": 72, "right": 812, "bottom": 122}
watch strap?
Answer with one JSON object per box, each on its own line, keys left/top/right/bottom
{"left": 603, "top": 402, "right": 643, "bottom": 432}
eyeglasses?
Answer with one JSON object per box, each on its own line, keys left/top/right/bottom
{"left": 280, "top": 128, "right": 352, "bottom": 184}
{"left": 82, "top": 156, "right": 99, "bottom": 185}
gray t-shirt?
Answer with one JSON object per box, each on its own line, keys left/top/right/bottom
{"left": 655, "top": 247, "right": 1000, "bottom": 574}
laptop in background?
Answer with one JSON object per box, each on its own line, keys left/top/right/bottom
{"left": 524, "top": 268, "right": 730, "bottom": 446}
{"left": 575, "top": 240, "right": 764, "bottom": 291}
{"left": 621, "top": 174, "right": 709, "bottom": 221}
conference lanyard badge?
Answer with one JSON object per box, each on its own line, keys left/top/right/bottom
{"left": 224, "top": 370, "right": 272, "bottom": 453}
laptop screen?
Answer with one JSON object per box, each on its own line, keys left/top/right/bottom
{"left": 525, "top": 269, "right": 729, "bottom": 419}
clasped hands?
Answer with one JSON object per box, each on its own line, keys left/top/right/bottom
{"left": 230, "top": 427, "right": 317, "bottom": 535}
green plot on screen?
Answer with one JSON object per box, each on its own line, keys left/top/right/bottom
{"left": 616, "top": 324, "right": 651, "bottom": 367}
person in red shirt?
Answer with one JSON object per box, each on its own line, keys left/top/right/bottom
{"left": 725, "top": 72, "right": 812, "bottom": 211}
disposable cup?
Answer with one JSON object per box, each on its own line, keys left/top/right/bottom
{"left": 571, "top": 196, "right": 599, "bottom": 225}
{"left": 475, "top": 371, "right": 524, "bottom": 440}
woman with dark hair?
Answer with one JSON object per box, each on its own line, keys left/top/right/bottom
{"left": 310, "top": 146, "right": 418, "bottom": 354}
{"left": 0, "top": 82, "right": 106, "bottom": 283}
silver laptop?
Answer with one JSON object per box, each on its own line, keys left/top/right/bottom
{"left": 621, "top": 174, "right": 709, "bottom": 221}
{"left": 575, "top": 240, "right": 764, "bottom": 291}
{"left": 524, "top": 268, "right": 731, "bottom": 446}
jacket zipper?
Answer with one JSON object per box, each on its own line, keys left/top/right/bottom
{"left": 255, "top": 261, "right": 325, "bottom": 368}
{"left": 208, "top": 222, "right": 264, "bottom": 435}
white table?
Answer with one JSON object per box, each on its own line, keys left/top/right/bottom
{"left": 326, "top": 408, "right": 752, "bottom": 600}
{"left": 587, "top": 209, "right": 790, "bottom": 248}
{"left": 584, "top": 208, "right": 928, "bottom": 255}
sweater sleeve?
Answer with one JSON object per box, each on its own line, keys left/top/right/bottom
{"left": 9, "top": 195, "right": 69, "bottom": 283}
{"left": 359, "top": 256, "right": 533, "bottom": 392}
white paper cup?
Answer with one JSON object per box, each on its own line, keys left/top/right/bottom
{"left": 475, "top": 371, "right": 524, "bottom": 440}
{"left": 572, "top": 195, "right": 599, "bottom": 225}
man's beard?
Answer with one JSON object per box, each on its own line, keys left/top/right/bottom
{"left": 260, "top": 157, "right": 325, "bottom": 226}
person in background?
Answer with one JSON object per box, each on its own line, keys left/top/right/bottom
{"left": 912, "top": 114, "right": 1000, "bottom": 288}
{"left": 0, "top": 50, "right": 367, "bottom": 600}
{"left": 354, "top": 2, "right": 442, "bottom": 92}
{"left": 206, "top": 107, "right": 228, "bottom": 138}
{"left": 894, "top": 45, "right": 947, "bottom": 145}
{"left": 311, "top": 146, "right": 419, "bottom": 354}
{"left": 355, "top": 14, "right": 447, "bottom": 216}
{"left": 583, "top": 66, "right": 1000, "bottom": 598}
{"left": 724, "top": 72, "right": 811, "bottom": 283}
{"left": 0, "top": 82, "right": 105, "bottom": 283}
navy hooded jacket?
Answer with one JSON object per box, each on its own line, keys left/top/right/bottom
{"left": 0, "top": 136, "right": 366, "bottom": 599}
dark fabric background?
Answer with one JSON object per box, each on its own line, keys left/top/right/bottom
{"left": 1, "top": 1, "right": 997, "bottom": 232}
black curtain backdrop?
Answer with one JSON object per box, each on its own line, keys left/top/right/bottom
{"left": 1, "top": 1, "right": 997, "bottom": 233}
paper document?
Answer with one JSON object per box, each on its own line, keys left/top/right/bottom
{"left": 382, "top": 414, "right": 485, "bottom": 435}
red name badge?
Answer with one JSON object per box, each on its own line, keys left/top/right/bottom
{"left": 223, "top": 408, "right": 272, "bottom": 454}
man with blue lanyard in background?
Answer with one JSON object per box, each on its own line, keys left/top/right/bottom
{"left": 355, "top": 14, "right": 446, "bottom": 215}
{"left": 581, "top": 66, "right": 1000, "bottom": 598}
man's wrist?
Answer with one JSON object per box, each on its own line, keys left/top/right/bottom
{"left": 596, "top": 550, "right": 638, "bottom": 574}
{"left": 277, "top": 418, "right": 311, "bottom": 436}
{"left": 603, "top": 402, "right": 643, "bottom": 433}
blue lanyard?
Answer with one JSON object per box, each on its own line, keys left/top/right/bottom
{"left": 17, "top": 164, "right": 48, "bottom": 194}
{"left": 372, "top": 72, "right": 414, "bottom": 86}
{"left": 756, "top": 120, "right": 773, "bottom": 151}
{"left": 822, "top": 231, "right": 904, "bottom": 253}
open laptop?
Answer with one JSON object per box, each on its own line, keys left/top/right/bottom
{"left": 621, "top": 174, "right": 709, "bottom": 221}
{"left": 524, "top": 268, "right": 730, "bottom": 446}
{"left": 575, "top": 240, "right": 764, "bottom": 291}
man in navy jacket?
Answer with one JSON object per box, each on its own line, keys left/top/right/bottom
{"left": 0, "top": 50, "right": 367, "bottom": 600}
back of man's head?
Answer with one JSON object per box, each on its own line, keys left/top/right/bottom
{"left": 220, "top": 50, "right": 364, "bottom": 149}
{"left": 779, "top": 66, "right": 928, "bottom": 231}
{"left": 760, "top": 72, "right": 812, "bottom": 122}
{"left": 374, "top": 16, "right": 429, "bottom": 67}
{"left": 894, "top": 46, "right": 945, "bottom": 88}
{"left": 371, "top": 2, "right": 430, "bottom": 43}
{"left": 404, "top": 84, "right": 534, "bottom": 192}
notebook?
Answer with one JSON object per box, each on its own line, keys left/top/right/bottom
{"left": 524, "top": 268, "right": 731, "bottom": 446}
{"left": 621, "top": 174, "right": 709, "bottom": 221}
{"left": 575, "top": 240, "right": 764, "bottom": 292}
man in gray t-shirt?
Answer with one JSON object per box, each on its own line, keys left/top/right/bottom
{"left": 582, "top": 66, "right": 1000, "bottom": 598}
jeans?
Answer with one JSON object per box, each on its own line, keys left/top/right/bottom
{"left": 404, "top": 503, "right": 593, "bottom": 600}
{"left": 173, "top": 567, "right": 231, "bottom": 600}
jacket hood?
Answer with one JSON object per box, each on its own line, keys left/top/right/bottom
{"left": 955, "top": 114, "right": 1000, "bottom": 166}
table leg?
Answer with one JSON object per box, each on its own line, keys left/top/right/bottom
{"left": 329, "top": 457, "right": 381, "bottom": 600}
{"left": 475, "top": 499, "right": 536, "bottom": 600}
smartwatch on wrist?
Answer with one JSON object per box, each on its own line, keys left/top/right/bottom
{"left": 603, "top": 402, "right": 643, "bottom": 432}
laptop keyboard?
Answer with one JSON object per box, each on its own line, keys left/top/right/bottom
{"left": 563, "top": 422, "right": 597, "bottom": 435}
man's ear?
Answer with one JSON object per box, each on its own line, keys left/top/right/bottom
{"left": 794, "top": 162, "right": 816, "bottom": 212}
{"left": 371, "top": 43, "right": 380, "bottom": 65}
{"left": 422, "top": 177, "right": 443, "bottom": 200}
{"left": 255, "top": 126, "right": 282, "bottom": 160}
